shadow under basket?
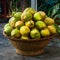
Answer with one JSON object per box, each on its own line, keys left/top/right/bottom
{"left": 3, "top": 32, "right": 55, "bottom": 56}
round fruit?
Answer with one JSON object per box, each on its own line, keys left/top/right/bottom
{"left": 35, "top": 21, "right": 46, "bottom": 29}
{"left": 4, "top": 26, "right": 13, "bottom": 36}
{"left": 39, "top": 11, "right": 46, "bottom": 19}
{"left": 14, "top": 12, "right": 22, "bottom": 20}
{"left": 12, "top": 11, "right": 16, "bottom": 16}
{"left": 21, "top": 12, "right": 32, "bottom": 22}
{"left": 15, "top": 21, "right": 24, "bottom": 30}
{"left": 44, "top": 17, "right": 55, "bottom": 25}
{"left": 41, "top": 28, "right": 50, "bottom": 37}
{"left": 25, "top": 20, "right": 34, "bottom": 28}
{"left": 34, "top": 12, "right": 42, "bottom": 21}
{"left": 21, "top": 36, "right": 29, "bottom": 40}
{"left": 20, "top": 26, "right": 30, "bottom": 36}
{"left": 9, "top": 17, "right": 17, "bottom": 28}
{"left": 11, "top": 29, "right": 20, "bottom": 38}
{"left": 48, "top": 25, "right": 57, "bottom": 34}
{"left": 30, "top": 28, "right": 40, "bottom": 39}
{"left": 3, "top": 7, "right": 57, "bottom": 40}
{"left": 23, "top": 7, "right": 36, "bottom": 15}
{"left": 4, "top": 23, "right": 10, "bottom": 30}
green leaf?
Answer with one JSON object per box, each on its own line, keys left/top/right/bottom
{"left": 53, "top": 24, "right": 58, "bottom": 28}
{"left": 47, "top": 3, "right": 60, "bottom": 18}
{"left": 53, "top": 14, "right": 59, "bottom": 20}
{"left": 51, "top": 4, "right": 60, "bottom": 17}
{"left": 56, "top": 20, "right": 60, "bottom": 22}
{"left": 57, "top": 28, "right": 60, "bottom": 34}
{"left": 47, "top": 7, "right": 53, "bottom": 17}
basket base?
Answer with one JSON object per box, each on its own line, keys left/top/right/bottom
{"left": 16, "top": 49, "right": 44, "bottom": 56}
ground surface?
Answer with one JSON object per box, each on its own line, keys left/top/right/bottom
{"left": 0, "top": 23, "right": 60, "bottom": 60}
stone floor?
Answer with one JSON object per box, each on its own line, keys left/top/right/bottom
{"left": 0, "top": 23, "right": 60, "bottom": 60}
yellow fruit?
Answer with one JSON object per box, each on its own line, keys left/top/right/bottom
{"left": 39, "top": 11, "right": 46, "bottom": 19}
{"left": 41, "top": 28, "right": 50, "bottom": 37}
{"left": 25, "top": 20, "right": 34, "bottom": 28}
{"left": 35, "top": 21, "right": 46, "bottom": 29}
{"left": 15, "top": 21, "right": 24, "bottom": 30}
{"left": 44, "top": 17, "right": 55, "bottom": 25}
{"left": 20, "top": 26, "right": 30, "bottom": 36}
{"left": 4, "top": 7, "right": 57, "bottom": 40}
{"left": 23, "top": 7, "right": 36, "bottom": 15}
{"left": 21, "top": 36, "right": 29, "bottom": 40}
{"left": 48, "top": 25, "right": 57, "bottom": 34}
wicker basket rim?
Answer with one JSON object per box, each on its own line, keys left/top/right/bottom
{"left": 3, "top": 31, "right": 55, "bottom": 42}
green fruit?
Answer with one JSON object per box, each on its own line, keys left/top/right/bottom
{"left": 44, "top": 17, "right": 55, "bottom": 25}
{"left": 30, "top": 28, "right": 40, "bottom": 39}
{"left": 15, "top": 21, "right": 24, "bottom": 30}
{"left": 4, "top": 23, "right": 10, "bottom": 30}
{"left": 21, "top": 12, "right": 32, "bottom": 22}
{"left": 34, "top": 12, "right": 42, "bottom": 21}
{"left": 41, "top": 28, "right": 50, "bottom": 37}
{"left": 48, "top": 25, "right": 57, "bottom": 34}
{"left": 20, "top": 26, "right": 30, "bottom": 36}
{"left": 9, "top": 17, "right": 17, "bottom": 28}
{"left": 11, "top": 29, "right": 20, "bottom": 38}
{"left": 14, "top": 12, "right": 22, "bottom": 20}
{"left": 35, "top": 21, "right": 46, "bottom": 29}
{"left": 21, "top": 36, "right": 29, "bottom": 40}
{"left": 25, "top": 20, "right": 34, "bottom": 28}
{"left": 4, "top": 26, "right": 13, "bottom": 36}
{"left": 23, "top": 7, "right": 36, "bottom": 15}
{"left": 12, "top": 11, "right": 16, "bottom": 16}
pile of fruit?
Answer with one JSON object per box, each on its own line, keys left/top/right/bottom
{"left": 4, "top": 7, "right": 57, "bottom": 40}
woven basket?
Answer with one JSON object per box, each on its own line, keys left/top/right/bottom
{"left": 3, "top": 32, "right": 55, "bottom": 56}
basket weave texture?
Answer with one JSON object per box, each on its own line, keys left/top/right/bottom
{"left": 3, "top": 32, "right": 55, "bottom": 56}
